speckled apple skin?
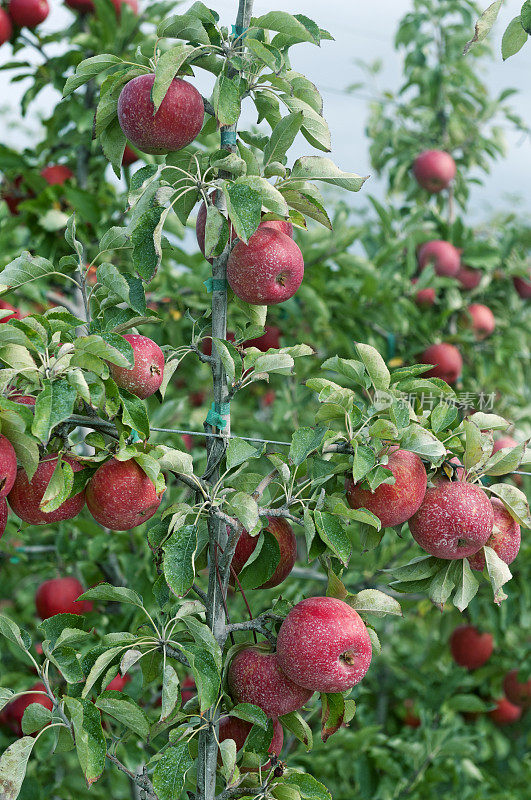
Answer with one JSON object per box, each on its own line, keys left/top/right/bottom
{"left": 259, "top": 220, "right": 294, "bottom": 238}
{"left": 35, "top": 577, "right": 93, "bottom": 620}
{"left": 503, "top": 670, "right": 531, "bottom": 708}
{"left": 419, "top": 343, "right": 463, "bottom": 384}
{"left": 456, "top": 265, "right": 481, "bottom": 289}
{"left": 227, "top": 647, "right": 313, "bottom": 717}
{"left": 231, "top": 516, "right": 297, "bottom": 589}
{"left": 219, "top": 715, "right": 284, "bottom": 761}
{"left": 465, "top": 304, "right": 496, "bottom": 339}
{"left": 412, "top": 150, "right": 456, "bottom": 192}
{"left": 409, "top": 481, "right": 493, "bottom": 559}
{"left": 0, "top": 435, "right": 17, "bottom": 499}
{"left": 276, "top": 596, "right": 372, "bottom": 693}
{"left": 468, "top": 498, "right": 520, "bottom": 571}
{"left": 345, "top": 449, "right": 427, "bottom": 528}
{"left": 117, "top": 74, "right": 204, "bottom": 155}
{"left": 8, "top": 454, "right": 86, "bottom": 525}
{"left": 488, "top": 697, "right": 522, "bottom": 726}
{"left": 227, "top": 228, "right": 304, "bottom": 305}
{"left": 418, "top": 240, "right": 460, "bottom": 276}
{"left": 8, "top": 0, "right": 49, "bottom": 28}
{"left": 0, "top": 499, "right": 7, "bottom": 538}
{"left": 86, "top": 458, "right": 163, "bottom": 531}
{"left": 449, "top": 625, "right": 493, "bottom": 669}
{"left": 3, "top": 683, "right": 53, "bottom": 736}
{"left": 109, "top": 334, "right": 165, "bottom": 399}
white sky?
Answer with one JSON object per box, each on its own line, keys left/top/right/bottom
{"left": 1, "top": 0, "right": 530, "bottom": 218}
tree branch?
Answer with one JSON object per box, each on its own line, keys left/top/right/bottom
{"left": 107, "top": 753, "right": 159, "bottom": 799}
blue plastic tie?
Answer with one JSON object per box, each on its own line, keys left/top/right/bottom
{"left": 205, "top": 402, "right": 230, "bottom": 429}
{"left": 220, "top": 129, "right": 237, "bottom": 147}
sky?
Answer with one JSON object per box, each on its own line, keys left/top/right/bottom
{"left": 1, "top": 0, "right": 530, "bottom": 218}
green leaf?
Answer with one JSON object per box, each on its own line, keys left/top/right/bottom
{"left": 347, "top": 589, "right": 401, "bottom": 618}
{"left": 178, "top": 644, "right": 220, "bottom": 712}
{"left": 351, "top": 444, "right": 376, "bottom": 482}
{"left": 467, "top": 412, "right": 508, "bottom": 431}
{"left": 212, "top": 74, "right": 241, "bottom": 126}
{"left": 95, "top": 691, "right": 149, "bottom": 739}
{"left": 64, "top": 697, "right": 106, "bottom": 787}
{"left": 400, "top": 424, "right": 446, "bottom": 462}
{"left": 0, "top": 736, "right": 36, "bottom": 800}
{"left": 289, "top": 426, "right": 327, "bottom": 466}
{"left": 314, "top": 511, "right": 351, "bottom": 566}
{"left": 463, "top": 420, "right": 484, "bottom": 470}
{"left": 464, "top": 0, "right": 503, "bottom": 54}
{"left": 160, "top": 665, "right": 181, "bottom": 721}
{"left": 263, "top": 112, "right": 303, "bottom": 168}
{"left": 82, "top": 646, "right": 124, "bottom": 697}
{"left": 157, "top": 13, "right": 211, "bottom": 45}
{"left": 254, "top": 11, "right": 319, "bottom": 44}
{"left": 151, "top": 445, "right": 194, "bottom": 475}
{"left": 225, "top": 183, "right": 262, "bottom": 244}
{"left": 229, "top": 492, "right": 260, "bottom": 532}
{"left": 501, "top": 15, "right": 528, "bottom": 60}
{"left": 152, "top": 45, "right": 196, "bottom": 112}
{"left": 0, "top": 411, "right": 39, "bottom": 479}
{"left": 75, "top": 333, "right": 134, "bottom": 367}
{"left": 429, "top": 562, "right": 458, "bottom": 607}
{"left": 487, "top": 483, "right": 531, "bottom": 526}
{"left": 431, "top": 403, "right": 458, "bottom": 434}
{"left": 40, "top": 457, "right": 74, "bottom": 514}
{"left": 163, "top": 525, "right": 198, "bottom": 597}
{"left": 484, "top": 546, "right": 512, "bottom": 603}
{"left": 21, "top": 702, "right": 52, "bottom": 735}
{"left": 97, "top": 263, "right": 146, "bottom": 314}
{"left": 445, "top": 694, "right": 489, "bottom": 712}
{"left": 482, "top": 442, "right": 526, "bottom": 476}
{"left": 235, "top": 175, "right": 289, "bottom": 216}
{"left": 320, "top": 692, "right": 345, "bottom": 742}
{"left": 355, "top": 343, "right": 390, "bottom": 391}
{"left": 100, "top": 117, "right": 127, "bottom": 179}
{"left": 230, "top": 703, "right": 268, "bottom": 729}
{"left": 284, "top": 772, "right": 332, "bottom": 800}
{"left": 131, "top": 205, "right": 166, "bottom": 282}
{"left": 63, "top": 54, "right": 123, "bottom": 96}
{"left": 290, "top": 157, "right": 367, "bottom": 191}
{"left": 238, "top": 529, "right": 280, "bottom": 589}
{"left": 226, "top": 438, "right": 264, "bottom": 470}
{"left": 79, "top": 583, "right": 143, "bottom": 608}
{"left": 279, "top": 710, "right": 313, "bottom": 750}
{"left": 30, "top": 381, "right": 75, "bottom": 444}
{"left": 453, "top": 559, "right": 479, "bottom": 612}
{"left": 119, "top": 388, "right": 150, "bottom": 439}
{"left": 522, "top": 0, "right": 531, "bottom": 33}
{"left": 0, "top": 688, "right": 14, "bottom": 712}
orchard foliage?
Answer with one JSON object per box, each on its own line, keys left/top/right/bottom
{"left": 0, "top": 1, "right": 529, "bottom": 800}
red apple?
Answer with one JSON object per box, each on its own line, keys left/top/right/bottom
{"left": 36, "top": 576, "right": 93, "bottom": 619}
{"left": 218, "top": 715, "right": 283, "bottom": 764}
{"left": 419, "top": 343, "right": 463, "bottom": 384}
{"left": 9, "top": 392, "right": 36, "bottom": 405}
{"left": 243, "top": 325, "right": 281, "bottom": 351}
{"left": 3, "top": 683, "right": 53, "bottom": 736}
{"left": 464, "top": 303, "right": 495, "bottom": 339}
{"left": 8, "top": 454, "right": 86, "bottom": 525}
{"left": 106, "top": 673, "right": 131, "bottom": 691}
{"left": 503, "top": 670, "right": 531, "bottom": 708}
{"left": 0, "top": 299, "right": 21, "bottom": 323}
{"left": 117, "top": 74, "right": 204, "bottom": 155}
{"left": 513, "top": 272, "right": 531, "bottom": 299}
{"left": 227, "top": 646, "right": 313, "bottom": 717}
{"left": 189, "top": 391, "right": 205, "bottom": 408}
{"left": 182, "top": 434, "right": 193, "bottom": 452}
{"left": 345, "top": 449, "right": 427, "bottom": 528}
{"left": 412, "top": 279, "right": 436, "bottom": 307}
{"left": 181, "top": 676, "right": 196, "bottom": 704}
{"left": 412, "top": 150, "right": 456, "bottom": 193}
{"left": 227, "top": 227, "right": 304, "bottom": 305}
{"left": 468, "top": 498, "right": 520, "bottom": 571}
{"left": 108, "top": 334, "right": 164, "bottom": 399}
{"left": 418, "top": 240, "right": 460, "bottom": 277}
{"left": 65, "top": 0, "right": 138, "bottom": 14}
{"left": 488, "top": 697, "right": 522, "bottom": 726}
{"left": 403, "top": 699, "right": 421, "bottom": 728}
{"left": 456, "top": 265, "right": 481, "bottom": 290}
{"left": 86, "top": 458, "right": 163, "bottom": 530}
{"left": 0, "top": 499, "right": 7, "bottom": 538}
{"left": 122, "top": 144, "right": 138, "bottom": 166}
{"left": 276, "top": 596, "right": 372, "bottom": 693}
{"left": 409, "top": 481, "right": 493, "bottom": 559}
{"left": 259, "top": 219, "right": 293, "bottom": 237}
{"left": 450, "top": 625, "right": 493, "bottom": 669}
{"left": 262, "top": 390, "right": 276, "bottom": 407}
{"left": 231, "top": 517, "right": 297, "bottom": 589}
{"left": 8, "top": 0, "right": 49, "bottom": 27}
{"left": 0, "top": 9, "right": 12, "bottom": 45}
{"left": 492, "top": 436, "right": 518, "bottom": 454}
{"left": 0, "top": 435, "right": 17, "bottom": 500}
{"left": 41, "top": 165, "right": 74, "bottom": 186}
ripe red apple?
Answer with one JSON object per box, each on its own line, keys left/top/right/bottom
{"left": 122, "top": 144, "right": 138, "bottom": 166}
{"left": 8, "top": 454, "right": 86, "bottom": 525}
{"left": 260, "top": 219, "right": 294, "bottom": 237}
{"left": 419, "top": 343, "right": 463, "bottom": 384}
{"left": 492, "top": 436, "right": 518, "bottom": 454}
{"left": 488, "top": 697, "right": 522, "bottom": 726}
{"left": 262, "top": 390, "right": 276, "bottom": 407}
{"left": 345, "top": 449, "right": 427, "bottom": 528}
{"left": 108, "top": 334, "right": 164, "bottom": 399}
{"left": 8, "top": 0, "right": 49, "bottom": 27}
{"left": 0, "top": 9, "right": 12, "bottom": 45}
{"left": 0, "top": 435, "right": 17, "bottom": 500}
{"left": 231, "top": 517, "right": 297, "bottom": 589}
{"left": 181, "top": 676, "right": 196, "bottom": 704}
{"left": 503, "top": 670, "right": 531, "bottom": 708}
{"left": 450, "top": 625, "right": 493, "bottom": 669}
{"left": 227, "top": 646, "right": 313, "bottom": 717}
{"left": 218, "top": 715, "right": 283, "bottom": 764}
{"left": 0, "top": 299, "right": 21, "bottom": 323}
{"left": 403, "top": 699, "right": 421, "bottom": 728}
{"left": 9, "top": 392, "right": 36, "bottom": 405}
{"left": 106, "top": 673, "right": 131, "bottom": 691}
{"left": 409, "top": 481, "right": 493, "bottom": 559}
{"left": 227, "top": 227, "right": 304, "bottom": 305}
{"left": 456, "top": 265, "right": 481, "bottom": 290}
{"left": 513, "top": 272, "right": 531, "bottom": 299}
{"left": 411, "top": 278, "right": 436, "bottom": 307}
{"left": 0, "top": 499, "right": 7, "bottom": 538}
{"left": 117, "top": 74, "right": 204, "bottom": 155}
{"left": 3, "top": 683, "right": 53, "bottom": 736}
{"left": 464, "top": 303, "right": 495, "bottom": 339}
{"left": 276, "top": 596, "right": 372, "bottom": 693}
{"left": 418, "top": 240, "right": 460, "bottom": 277}
{"left": 86, "top": 458, "right": 163, "bottom": 530}
{"left": 41, "top": 165, "right": 74, "bottom": 186}
{"left": 65, "top": 0, "right": 138, "bottom": 15}
{"left": 189, "top": 391, "right": 205, "bottom": 408}
{"left": 412, "top": 150, "right": 456, "bottom": 193}
{"left": 36, "top": 576, "right": 92, "bottom": 619}
{"left": 243, "top": 325, "right": 281, "bottom": 351}
{"left": 468, "top": 498, "right": 520, "bottom": 571}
